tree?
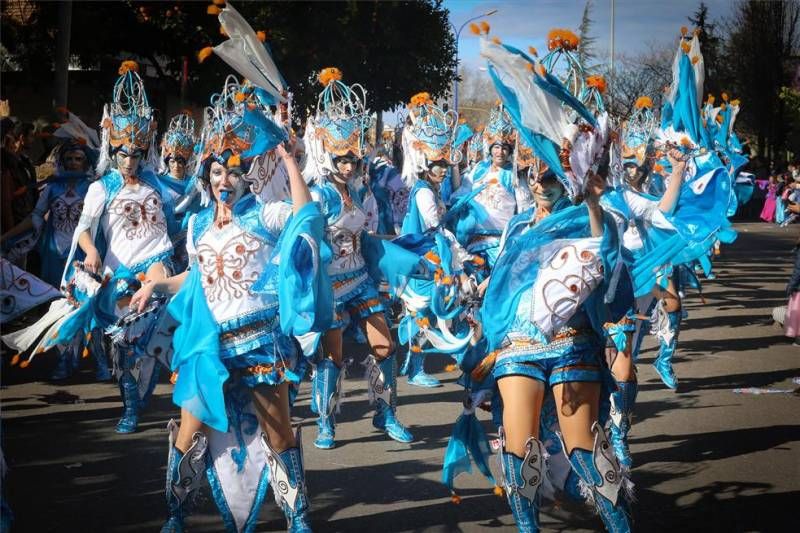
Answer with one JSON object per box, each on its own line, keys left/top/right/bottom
{"left": 1, "top": 1, "right": 457, "bottom": 125}
{"left": 454, "top": 64, "right": 495, "bottom": 127}
{"left": 688, "top": 1, "right": 728, "bottom": 98}
{"left": 724, "top": 0, "right": 800, "bottom": 162}
{"left": 600, "top": 44, "right": 673, "bottom": 120}
{"left": 577, "top": 0, "right": 598, "bottom": 73}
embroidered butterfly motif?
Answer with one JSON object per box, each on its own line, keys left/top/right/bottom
{"left": 109, "top": 191, "right": 167, "bottom": 240}
{"left": 196, "top": 231, "right": 263, "bottom": 302}
{"left": 50, "top": 196, "right": 84, "bottom": 234}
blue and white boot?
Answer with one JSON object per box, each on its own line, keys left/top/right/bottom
{"left": 498, "top": 429, "right": 545, "bottom": 532}
{"left": 609, "top": 380, "right": 638, "bottom": 470}
{"left": 566, "top": 422, "right": 632, "bottom": 533}
{"left": 115, "top": 349, "right": 141, "bottom": 434}
{"left": 653, "top": 309, "right": 681, "bottom": 390}
{"left": 310, "top": 358, "right": 343, "bottom": 450}
{"left": 261, "top": 430, "right": 312, "bottom": 533}
{"left": 161, "top": 420, "right": 208, "bottom": 533}
{"left": 406, "top": 352, "right": 441, "bottom": 388}
{"left": 365, "top": 354, "right": 414, "bottom": 443}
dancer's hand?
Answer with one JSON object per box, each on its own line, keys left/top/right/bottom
{"left": 84, "top": 248, "right": 102, "bottom": 274}
{"left": 477, "top": 277, "right": 490, "bottom": 298}
{"left": 585, "top": 172, "right": 607, "bottom": 203}
{"left": 130, "top": 281, "right": 155, "bottom": 313}
{"left": 666, "top": 147, "right": 689, "bottom": 169}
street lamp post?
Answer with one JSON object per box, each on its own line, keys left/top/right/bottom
{"left": 450, "top": 9, "right": 497, "bottom": 112}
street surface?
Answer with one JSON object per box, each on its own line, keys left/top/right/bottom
{"left": 1, "top": 222, "right": 798, "bottom": 532}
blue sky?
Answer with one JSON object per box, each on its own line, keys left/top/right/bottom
{"left": 383, "top": 1, "right": 734, "bottom": 124}
{"left": 444, "top": 0, "right": 735, "bottom": 67}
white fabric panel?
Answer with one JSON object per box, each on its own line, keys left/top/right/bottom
{"left": 215, "top": 3, "right": 285, "bottom": 102}
{"left": 530, "top": 236, "right": 604, "bottom": 339}
{"left": 479, "top": 39, "right": 569, "bottom": 146}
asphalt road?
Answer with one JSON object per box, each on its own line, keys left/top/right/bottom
{"left": 1, "top": 222, "right": 798, "bottom": 532}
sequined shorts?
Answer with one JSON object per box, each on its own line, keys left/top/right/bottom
{"left": 331, "top": 271, "right": 385, "bottom": 329}
{"left": 492, "top": 330, "right": 603, "bottom": 385}
{"left": 223, "top": 332, "right": 301, "bottom": 389}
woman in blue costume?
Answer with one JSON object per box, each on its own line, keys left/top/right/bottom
{"left": 398, "top": 92, "right": 476, "bottom": 389}
{"left": 474, "top": 28, "right": 634, "bottom": 531}
{"left": 301, "top": 67, "right": 413, "bottom": 449}
{"left": 131, "top": 75, "right": 324, "bottom": 532}
{"left": 0, "top": 122, "right": 105, "bottom": 380}
{"left": 40, "top": 61, "right": 179, "bottom": 434}
{"left": 157, "top": 112, "right": 201, "bottom": 272}
{"left": 451, "top": 104, "right": 531, "bottom": 271}
{"left": 594, "top": 94, "right": 689, "bottom": 469}
{"left": 132, "top": 7, "right": 330, "bottom": 530}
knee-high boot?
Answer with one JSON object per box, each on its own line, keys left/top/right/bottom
{"left": 406, "top": 351, "right": 441, "bottom": 388}
{"left": 654, "top": 309, "right": 681, "bottom": 390}
{"left": 115, "top": 346, "right": 141, "bottom": 434}
{"left": 609, "top": 381, "right": 638, "bottom": 470}
{"left": 310, "top": 358, "right": 342, "bottom": 450}
{"left": 566, "top": 422, "right": 632, "bottom": 533}
{"left": 261, "top": 430, "right": 312, "bottom": 532}
{"left": 365, "top": 353, "right": 413, "bottom": 443}
{"left": 161, "top": 420, "right": 208, "bottom": 533}
{"left": 498, "top": 430, "right": 546, "bottom": 532}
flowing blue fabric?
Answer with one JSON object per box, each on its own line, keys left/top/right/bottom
{"left": 485, "top": 63, "right": 570, "bottom": 193}
{"left": 441, "top": 412, "right": 496, "bottom": 491}
{"left": 670, "top": 54, "right": 706, "bottom": 147}
{"left": 275, "top": 201, "right": 333, "bottom": 336}
{"left": 361, "top": 232, "right": 424, "bottom": 296}
{"left": 776, "top": 196, "right": 787, "bottom": 225}
{"left": 167, "top": 266, "right": 230, "bottom": 432}
{"left": 240, "top": 106, "right": 288, "bottom": 159}
{"left": 46, "top": 265, "right": 133, "bottom": 348}
{"left": 366, "top": 164, "right": 395, "bottom": 234}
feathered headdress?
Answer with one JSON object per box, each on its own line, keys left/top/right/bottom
{"left": 51, "top": 109, "right": 100, "bottom": 174}
{"left": 621, "top": 95, "right": 658, "bottom": 167}
{"left": 159, "top": 112, "right": 197, "bottom": 173}
{"left": 483, "top": 103, "right": 515, "bottom": 150}
{"left": 478, "top": 27, "right": 608, "bottom": 199}
{"left": 303, "top": 68, "right": 371, "bottom": 180}
{"left": 96, "top": 60, "right": 158, "bottom": 176}
{"left": 400, "top": 92, "right": 462, "bottom": 185}
{"left": 193, "top": 76, "right": 288, "bottom": 205}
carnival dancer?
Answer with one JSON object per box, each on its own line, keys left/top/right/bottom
{"left": 632, "top": 27, "right": 737, "bottom": 391}
{"left": 157, "top": 112, "right": 200, "bottom": 271}
{"left": 60, "top": 60, "right": 176, "bottom": 433}
{"left": 474, "top": 26, "right": 634, "bottom": 531}
{"left": 397, "top": 92, "right": 477, "bottom": 389}
{"left": 130, "top": 5, "right": 331, "bottom": 530}
{"left": 602, "top": 101, "right": 690, "bottom": 467}
{"left": 0, "top": 118, "right": 105, "bottom": 380}
{"left": 451, "top": 104, "right": 531, "bottom": 271}
{"left": 302, "top": 68, "right": 413, "bottom": 449}
{"left": 131, "top": 83, "right": 320, "bottom": 532}
{"left": 2, "top": 62, "right": 179, "bottom": 429}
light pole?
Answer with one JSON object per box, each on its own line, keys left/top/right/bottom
{"left": 450, "top": 9, "right": 498, "bottom": 112}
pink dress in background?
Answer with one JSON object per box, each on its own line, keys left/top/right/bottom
{"left": 784, "top": 292, "right": 800, "bottom": 337}
{"left": 760, "top": 183, "right": 778, "bottom": 222}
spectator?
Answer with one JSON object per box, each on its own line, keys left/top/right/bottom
{"left": 1, "top": 120, "right": 38, "bottom": 236}
{"left": 783, "top": 239, "right": 800, "bottom": 345}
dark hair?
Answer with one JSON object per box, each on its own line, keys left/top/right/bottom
{"left": 0, "top": 117, "right": 15, "bottom": 139}
{"left": 13, "top": 122, "right": 34, "bottom": 139}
